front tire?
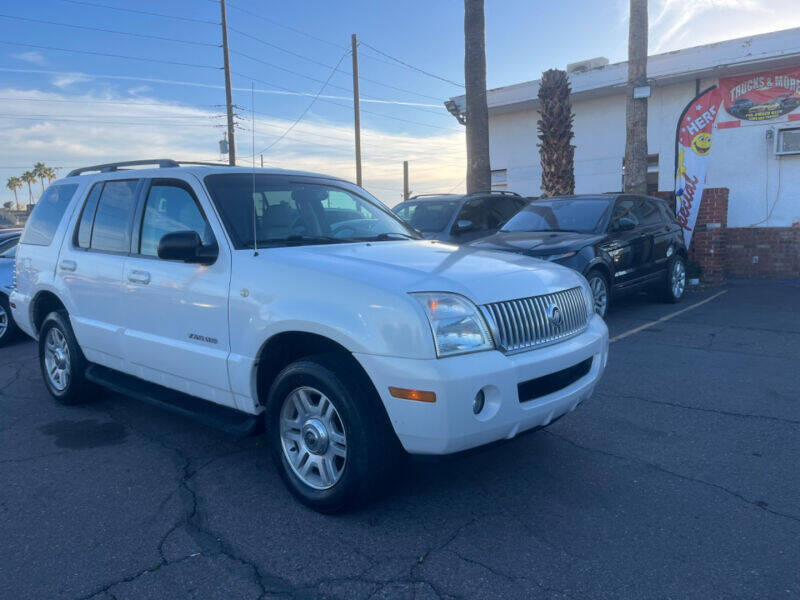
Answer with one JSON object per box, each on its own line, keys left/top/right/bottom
{"left": 267, "top": 354, "right": 394, "bottom": 513}
{"left": 586, "top": 269, "right": 610, "bottom": 318}
{"left": 0, "top": 294, "right": 19, "bottom": 347}
{"left": 38, "top": 311, "right": 94, "bottom": 404}
{"left": 661, "top": 255, "right": 686, "bottom": 303}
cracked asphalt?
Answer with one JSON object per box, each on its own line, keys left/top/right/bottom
{"left": 1, "top": 280, "right": 798, "bottom": 599}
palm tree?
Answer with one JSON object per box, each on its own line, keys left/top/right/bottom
{"left": 20, "top": 171, "right": 36, "bottom": 207}
{"left": 33, "top": 162, "right": 47, "bottom": 196}
{"left": 6, "top": 176, "right": 22, "bottom": 210}
{"left": 624, "top": 0, "right": 648, "bottom": 194}
{"left": 464, "top": 0, "right": 491, "bottom": 194}
{"left": 538, "top": 69, "right": 575, "bottom": 196}
{"left": 44, "top": 166, "right": 57, "bottom": 183}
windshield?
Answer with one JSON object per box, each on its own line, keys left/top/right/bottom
{"left": 393, "top": 200, "right": 460, "bottom": 233}
{"left": 501, "top": 198, "right": 612, "bottom": 234}
{"left": 204, "top": 174, "right": 420, "bottom": 248}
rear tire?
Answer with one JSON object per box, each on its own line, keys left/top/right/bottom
{"left": 38, "top": 310, "right": 95, "bottom": 404}
{"left": 585, "top": 269, "right": 610, "bottom": 318}
{"left": 0, "top": 294, "right": 18, "bottom": 347}
{"left": 661, "top": 255, "right": 686, "bottom": 303}
{"left": 266, "top": 354, "right": 395, "bottom": 513}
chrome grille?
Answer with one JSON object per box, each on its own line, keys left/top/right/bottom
{"left": 481, "top": 287, "right": 589, "bottom": 354}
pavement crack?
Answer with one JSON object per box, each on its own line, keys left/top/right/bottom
{"left": 596, "top": 391, "right": 800, "bottom": 426}
{"left": 545, "top": 430, "right": 800, "bottom": 524}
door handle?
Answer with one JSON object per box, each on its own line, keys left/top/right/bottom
{"left": 59, "top": 260, "right": 76, "bottom": 272}
{"left": 127, "top": 270, "right": 151, "bottom": 285}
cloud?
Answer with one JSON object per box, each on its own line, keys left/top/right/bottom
{"left": 0, "top": 88, "right": 465, "bottom": 207}
{"left": 646, "top": 0, "right": 799, "bottom": 53}
{"left": 13, "top": 51, "right": 46, "bottom": 65}
{"left": 51, "top": 73, "right": 93, "bottom": 88}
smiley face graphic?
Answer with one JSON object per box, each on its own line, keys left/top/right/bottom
{"left": 691, "top": 132, "right": 712, "bottom": 156}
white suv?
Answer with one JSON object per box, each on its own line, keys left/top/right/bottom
{"left": 11, "top": 160, "right": 608, "bottom": 512}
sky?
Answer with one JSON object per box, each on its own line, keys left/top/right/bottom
{"left": 2, "top": 0, "right": 799, "bottom": 208}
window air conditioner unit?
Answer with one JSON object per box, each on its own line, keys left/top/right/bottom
{"left": 775, "top": 126, "right": 800, "bottom": 156}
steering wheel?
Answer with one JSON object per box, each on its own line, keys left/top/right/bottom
{"left": 331, "top": 224, "right": 358, "bottom": 238}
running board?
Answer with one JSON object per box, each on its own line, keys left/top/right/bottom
{"left": 85, "top": 364, "right": 262, "bottom": 438}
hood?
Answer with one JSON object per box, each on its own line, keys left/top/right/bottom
{"left": 262, "top": 240, "right": 583, "bottom": 305}
{"left": 470, "top": 230, "right": 605, "bottom": 256}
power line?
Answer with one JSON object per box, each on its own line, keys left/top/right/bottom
{"left": 258, "top": 50, "right": 350, "bottom": 154}
{"left": 0, "top": 41, "right": 220, "bottom": 70}
{"left": 232, "top": 70, "right": 460, "bottom": 132}
{"left": 224, "top": 0, "right": 344, "bottom": 49}
{"left": 227, "top": 26, "right": 445, "bottom": 103}
{"left": 0, "top": 115, "right": 224, "bottom": 128}
{"left": 359, "top": 41, "right": 464, "bottom": 88}
{"left": 0, "top": 96, "right": 219, "bottom": 110}
{"left": 230, "top": 49, "right": 446, "bottom": 115}
{"left": 0, "top": 13, "right": 220, "bottom": 47}
{"left": 59, "top": 0, "right": 219, "bottom": 25}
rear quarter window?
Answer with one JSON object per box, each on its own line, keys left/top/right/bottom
{"left": 20, "top": 184, "right": 79, "bottom": 246}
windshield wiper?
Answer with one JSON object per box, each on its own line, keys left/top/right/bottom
{"left": 357, "top": 232, "right": 418, "bottom": 241}
{"left": 257, "top": 235, "right": 353, "bottom": 247}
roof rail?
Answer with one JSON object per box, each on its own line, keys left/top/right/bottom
{"left": 408, "top": 193, "right": 460, "bottom": 199}
{"left": 465, "top": 190, "right": 522, "bottom": 197}
{"left": 66, "top": 159, "right": 232, "bottom": 177}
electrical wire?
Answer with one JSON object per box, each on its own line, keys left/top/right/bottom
{"left": 359, "top": 41, "right": 464, "bottom": 88}
{"left": 0, "top": 41, "right": 220, "bottom": 70}
{"left": 0, "top": 13, "right": 220, "bottom": 47}
{"left": 224, "top": 0, "right": 344, "bottom": 49}
{"left": 232, "top": 70, "right": 461, "bottom": 132}
{"left": 59, "top": 0, "right": 219, "bottom": 25}
{"left": 227, "top": 26, "right": 445, "bottom": 103}
{"left": 258, "top": 50, "right": 350, "bottom": 154}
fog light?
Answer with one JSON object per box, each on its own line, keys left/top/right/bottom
{"left": 472, "top": 389, "right": 485, "bottom": 414}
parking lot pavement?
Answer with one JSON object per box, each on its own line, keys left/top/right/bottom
{"left": 1, "top": 281, "right": 798, "bottom": 600}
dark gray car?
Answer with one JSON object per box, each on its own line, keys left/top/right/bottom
{"left": 0, "top": 229, "right": 21, "bottom": 345}
{"left": 392, "top": 191, "right": 527, "bottom": 243}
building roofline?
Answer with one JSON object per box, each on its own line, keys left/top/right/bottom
{"left": 447, "top": 26, "right": 800, "bottom": 117}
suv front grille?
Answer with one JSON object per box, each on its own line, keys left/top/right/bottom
{"left": 481, "top": 287, "right": 589, "bottom": 354}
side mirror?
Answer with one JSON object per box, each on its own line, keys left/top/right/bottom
{"left": 615, "top": 217, "right": 636, "bottom": 231}
{"left": 157, "top": 231, "right": 217, "bottom": 264}
{"left": 454, "top": 219, "right": 476, "bottom": 233}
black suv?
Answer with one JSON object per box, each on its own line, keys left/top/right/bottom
{"left": 393, "top": 191, "right": 527, "bottom": 243}
{"left": 470, "top": 194, "right": 688, "bottom": 317}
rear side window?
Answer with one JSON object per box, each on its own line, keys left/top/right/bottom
{"left": 76, "top": 183, "right": 103, "bottom": 248}
{"left": 486, "top": 196, "right": 523, "bottom": 229}
{"left": 89, "top": 180, "right": 139, "bottom": 253}
{"left": 20, "top": 184, "right": 79, "bottom": 246}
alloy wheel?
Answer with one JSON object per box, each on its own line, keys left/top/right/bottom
{"left": 671, "top": 260, "right": 686, "bottom": 298}
{"left": 0, "top": 304, "right": 7, "bottom": 339}
{"left": 279, "top": 386, "right": 347, "bottom": 490}
{"left": 43, "top": 327, "right": 71, "bottom": 392}
{"left": 589, "top": 275, "right": 608, "bottom": 316}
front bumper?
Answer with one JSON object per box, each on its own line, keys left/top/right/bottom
{"left": 355, "top": 314, "right": 608, "bottom": 455}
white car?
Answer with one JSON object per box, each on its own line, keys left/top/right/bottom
{"left": 11, "top": 160, "right": 608, "bottom": 512}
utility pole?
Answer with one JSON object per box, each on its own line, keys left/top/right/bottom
{"left": 220, "top": 0, "right": 236, "bottom": 166}
{"left": 351, "top": 33, "right": 362, "bottom": 186}
{"left": 403, "top": 161, "right": 410, "bottom": 201}
{"left": 260, "top": 154, "right": 263, "bottom": 168}
{"left": 624, "top": 0, "right": 648, "bottom": 194}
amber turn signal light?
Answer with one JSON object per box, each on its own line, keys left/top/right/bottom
{"left": 389, "top": 387, "right": 436, "bottom": 403}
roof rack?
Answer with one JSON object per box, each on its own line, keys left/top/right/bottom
{"left": 465, "top": 190, "right": 522, "bottom": 197}
{"left": 66, "top": 159, "right": 232, "bottom": 177}
{"left": 408, "top": 193, "right": 461, "bottom": 199}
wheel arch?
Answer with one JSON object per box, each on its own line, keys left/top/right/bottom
{"left": 254, "top": 332, "right": 394, "bottom": 432}
{"left": 30, "top": 290, "right": 67, "bottom": 335}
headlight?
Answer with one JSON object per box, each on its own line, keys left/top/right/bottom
{"left": 411, "top": 292, "right": 494, "bottom": 357}
{"left": 541, "top": 251, "right": 576, "bottom": 262}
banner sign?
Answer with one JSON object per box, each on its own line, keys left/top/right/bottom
{"left": 674, "top": 87, "right": 722, "bottom": 247}
{"left": 719, "top": 66, "right": 800, "bottom": 122}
